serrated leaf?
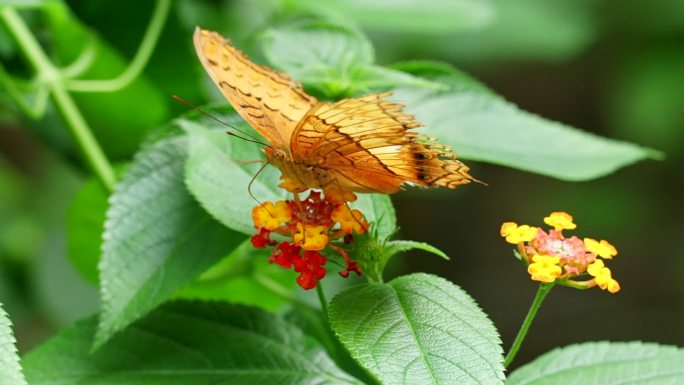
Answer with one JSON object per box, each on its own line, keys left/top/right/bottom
{"left": 329, "top": 273, "right": 504, "bottom": 385}
{"left": 285, "top": 0, "right": 494, "bottom": 34}
{"left": 0, "top": 302, "right": 27, "bottom": 385}
{"left": 96, "top": 129, "right": 243, "bottom": 349}
{"left": 384, "top": 240, "right": 448, "bottom": 260}
{"left": 182, "top": 111, "right": 396, "bottom": 237}
{"left": 66, "top": 177, "right": 108, "bottom": 284}
{"left": 391, "top": 62, "right": 656, "bottom": 181}
{"left": 24, "top": 301, "right": 363, "bottom": 385}
{"left": 507, "top": 341, "right": 684, "bottom": 385}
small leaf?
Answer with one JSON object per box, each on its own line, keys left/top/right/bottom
{"left": 0, "top": 302, "right": 27, "bottom": 385}
{"left": 175, "top": 239, "right": 296, "bottom": 311}
{"left": 507, "top": 341, "right": 684, "bottom": 385}
{"left": 392, "top": 62, "right": 657, "bottom": 181}
{"left": 284, "top": 0, "right": 495, "bottom": 34}
{"left": 384, "top": 240, "right": 448, "bottom": 260}
{"left": 96, "top": 127, "right": 243, "bottom": 349}
{"left": 182, "top": 110, "right": 396, "bottom": 236}
{"left": 24, "top": 301, "right": 363, "bottom": 385}
{"left": 329, "top": 273, "right": 505, "bottom": 385}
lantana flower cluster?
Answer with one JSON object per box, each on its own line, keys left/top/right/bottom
{"left": 500, "top": 211, "right": 620, "bottom": 293}
{"left": 251, "top": 188, "right": 369, "bottom": 290}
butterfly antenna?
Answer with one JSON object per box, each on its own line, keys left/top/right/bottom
{"left": 247, "top": 161, "right": 270, "bottom": 210}
{"left": 172, "top": 95, "right": 268, "bottom": 146}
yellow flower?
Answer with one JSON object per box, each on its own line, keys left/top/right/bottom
{"left": 331, "top": 206, "right": 369, "bottom": 235}
{"left": 500, "top": 222, "right": 538, "bottom": 244}
{"left": 252, "top": 201, "right": 292, "bottom": 230}
{"left": 587, "top": 260, "right": 620, "bottom": 293}
{"left": 584, "top": 238, "right": 617, "bottom": 259}
{"left": 324, "top": 188, "right": 357, "bottom": 204}
{"left": 543, "top": 211, "right": 577, "bottom": 231}
{"left": 293, "top": 223, "right": 329, "bottom": 251}
{"left": 527, "top": 254, "right": 562, "bottom": 283}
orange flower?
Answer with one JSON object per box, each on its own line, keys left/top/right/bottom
{"left": 294, "top": 223, "right": 329, "bottom": 251}
{"left": 331, "top": 206, "right": 369, "bottom": 235}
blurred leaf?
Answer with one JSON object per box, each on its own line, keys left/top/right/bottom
{"left": 38, "top": 2, "right": 169, "bottom": 160}
{"left": 329, "top": 273, "right": 504, "bottom": 385}
{"left": 606, "top": 47, "right": 684, "bottom": 154}
{"left": 507, "top": 341, "right": 684, "bottom": 384}
{"left": 175, "top": 240, "right": 295, "bottom": 312}
{"left": 391, "top": 61, "right": 656, "bottom": 181}
{"left": 25, "top": 301, "right": 364, "bottom": 385}
{"left": 377, "top": 0, "right": 596, "bottom": 64}
{"left": 0, "top": 302, "right": 26, "bottom": 385}
{"left": 66, "top": 177, "right": 108, "bottom": 284}
{"left": 181, "top": 108, "right": 396, "bottom": 236}
{"left": 285, "top": 0, "right": 494, "bottom": 34}
{"left": 95, "top": 127, "right": 242, "bottom": 349}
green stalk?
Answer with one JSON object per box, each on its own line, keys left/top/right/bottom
{"left": 0, "top": 7, "right": 116, "bottom": 191}
{"left": 504, "top": 283, "right": 554, "bottom": 368}
{"left": 316, "top": 282, "right": 329, "bottom": 316}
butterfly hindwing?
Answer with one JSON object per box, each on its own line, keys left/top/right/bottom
{"left": 193, "top": 28, "right": 317, "bottom": 147}
{"left": 292, "top": 93, "right": 475, "bottom": 193}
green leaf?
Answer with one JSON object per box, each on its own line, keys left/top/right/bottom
{"left": 384, "top": 240, "right": 448, "bottom": 260}
{"left": 391, "top": 61, "right": 656, "bottom": 181}
{"left": 284, "top": 0, "right": 494, "bottom": 34}
{"left": 262, "top": 22, "right": 374, "bottom": 98}
{"left": 24, "top": 301, "right": 363, "bottom": 385}
{"left": 66, "top": 177, "right": 108, "bottom": 284}
{"left": 181, "top": 109, "right": 396, "bottom": 236}
{"left": 95, "top": 128, "right": 243, "bottom": 349}
{"left": 175, "top": 239, "right": 296, "bottom": 312}
{"left": 507, "top": 341, "right": 684, "bottom": 385}
{"left": 0, "top": 302, "right": 26, "bottom": 385}
{"left": 329, "top": 273, "right": 504, "bottom": 385}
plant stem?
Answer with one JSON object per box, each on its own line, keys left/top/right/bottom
{"left": 504, "top": 283, "right": 554, "bottom": 368}
{"left": 64, "top": 0, "right": 171, "bottom": 92}
{"left": 316, "top": 282, "right": 328, "bottom": 316}
{"left": 1, "top": 7, "right": 116, "bottom": 192}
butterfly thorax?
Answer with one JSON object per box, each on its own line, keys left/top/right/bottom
{"left": 264, "top": 146, "right": 332, "bottom": 191}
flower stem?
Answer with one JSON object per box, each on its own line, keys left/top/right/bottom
{"left": 504, "top": 283, "right": 554, "bottom": 368}
{"left": 316, "top": 282, "right": 328, "bottom": 317}
{"left": 0, "top": 7, "right": 116, "bottom": 192}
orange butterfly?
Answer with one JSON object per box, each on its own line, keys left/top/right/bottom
{"left": 193, "top": 28, "right": 476, "bottom": 194}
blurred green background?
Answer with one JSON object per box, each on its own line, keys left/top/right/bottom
{"left": 1, "top": 0, "right": 682, "bottom": 369}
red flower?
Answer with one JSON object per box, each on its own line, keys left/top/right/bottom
{"left": 251, "top": 228, "right": 275, "bottom": 249}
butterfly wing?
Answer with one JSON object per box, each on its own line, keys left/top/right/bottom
{"left": 291, "top": 93, "right": 475, "bottom": 194}
{"left": 193, "top": 28, "right": 317, "bottom": 146}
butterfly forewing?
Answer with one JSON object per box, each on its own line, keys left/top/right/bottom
{"left": 193, "top": 28, "right": 317, "bottom": 147}
{"left": 292, "top": 93, "right": 475, "bottom": 193}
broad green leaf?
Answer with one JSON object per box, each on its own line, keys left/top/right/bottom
{"left": 24, "top": 301, "right": 363, "bottom": 385}
{"left": 262, "top": 22, "right": 374, "bottom": 98}
{"left": 0, "top": 302, "right": 26, "bottom": 385}
{"left": 507, "top": 341, "right": 684, "bottom": 385}
{"left": 329, "top": 273, "right": 504, "bottom": 385}
{"left": 182, "top": 110, "right": 396, "bottom": 237}
{"left": 95, "top": 128, "right": 243, "bottom": 349}
{"left": 175, "top": 239, "right": 296, "bottom": 311}
{"left": 391, "top": 61, "right": 656, "bottom": 181}
{"left": 66, "top": 177, "right": 108, "bottom": 284}
{"left": 284, "top": 0, "right": 494, "bottom": 34}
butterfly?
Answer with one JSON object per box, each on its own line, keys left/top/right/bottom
{"left": 193, "top": 27, "right": 476, "bottom": 194}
